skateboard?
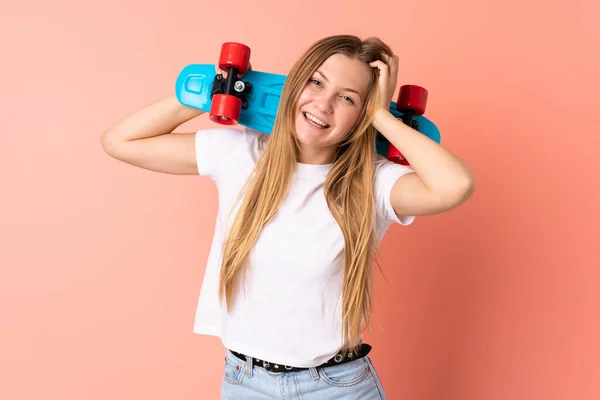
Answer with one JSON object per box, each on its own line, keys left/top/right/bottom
{"left": 175, "top": 42, "right": 441, "bottom": 166}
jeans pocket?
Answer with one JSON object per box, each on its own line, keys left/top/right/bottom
{"left": 223, "top": 353, "right": 245, "bottom": 385}
{"left": 318, "top": 358, "right": 370, "bottom": 387}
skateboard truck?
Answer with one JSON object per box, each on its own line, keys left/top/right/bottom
{"left": 211, "top": 73, "right": 252, "bottom": 110}
{"left": 385, "top": 85, "right": 429, "bottom": 166}
{"left": 209, "top": 42, "right": 252, "bottom": 125}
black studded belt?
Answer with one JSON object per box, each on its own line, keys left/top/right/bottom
{"left": 229, "top": 343, "right": 372, "bottom": 373}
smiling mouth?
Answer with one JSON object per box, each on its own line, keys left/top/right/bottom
{"left": 302, "top": 112, "right": 330, "bottom": 129}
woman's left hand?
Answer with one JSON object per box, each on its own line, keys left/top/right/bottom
{"left": 369, "top": 54, "right": 399, "bottom": 112}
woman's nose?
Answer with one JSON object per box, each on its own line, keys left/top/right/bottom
{"left": 313, "top": 92, "right": 334, "bottom": 114}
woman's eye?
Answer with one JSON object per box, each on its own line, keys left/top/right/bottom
{"left": 343, "top": 95, "right": 355, "bottom": 105}
{"left": 311, "top": 79, "right": 322, "bottom": 86}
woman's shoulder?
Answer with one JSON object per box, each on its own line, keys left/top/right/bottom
{"left": 196, "top": 126, "right": 268, "bottom": 153}
{"left": 224, "top": 127, "right": 268, "bottom": 167}
{"left": 373, "top": 153, "right": 413, "bottom": 173}
{"left": 242, "top": 127, "right": 269, "bottom": 144}
{"left": 239, "top": 127, "right": 269, "bottom": 156}
{"left": 372, "top": 154, "right": 415, "bottom": 194}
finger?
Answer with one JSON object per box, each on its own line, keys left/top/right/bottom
{"left": 385, "top": 54, "right": 397, "bottom": 73}
{"left": 370, "top": 59, "right": 387, "bottom": 66}
{"left": 370, "top": 60, "right": 390, "bottom": 79}
{"left": 369, "top": 60, "right": 389, "bottom": 72}
{"left": 390, "top": 55, "right": 399, "bottom": 74}
{"left": 382, "top": 53, "right": 397, "bottom": 69}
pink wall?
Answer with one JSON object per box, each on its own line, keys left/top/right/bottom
{"left": 1, "top": 1, "right": 598, "bottom": 399}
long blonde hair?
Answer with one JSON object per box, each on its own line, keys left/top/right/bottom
{"left": 219, "top": 35, "right": 393, "bottom": 354}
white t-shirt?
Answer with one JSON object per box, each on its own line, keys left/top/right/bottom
{"left": 193, "top": 127, "right": 415, "bottom": 368}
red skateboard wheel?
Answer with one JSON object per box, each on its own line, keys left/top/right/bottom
{"left": 219, "top": 42, "right": 251, "bottom": 74}
{"left": 209, "top": 94, "right": 241, "bottom": 125}
{"left": 387, "top": 146, "right": 411, "bottom": 166}
{"left": 396, "top": 85, "right": 428, "bottom": 115}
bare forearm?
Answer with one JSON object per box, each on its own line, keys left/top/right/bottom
{"left": 102, "top": 95, "right": 204, "bottom": 143}
{"left": 373, "top": 109, "right": 475, "bottom": 193}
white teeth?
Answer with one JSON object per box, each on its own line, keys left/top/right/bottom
{"left": 304, "top": 112, "right": 328, "bottom": 128}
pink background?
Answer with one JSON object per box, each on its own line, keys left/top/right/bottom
{"left": 1, "top": 1, "right": 598, "bottom": 399}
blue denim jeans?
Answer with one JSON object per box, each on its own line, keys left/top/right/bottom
{"left": 221, "top": 349, "right": 387, "bottom": 399}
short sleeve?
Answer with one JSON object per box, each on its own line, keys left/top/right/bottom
{"left": 194, "top": 127, "right": 245, "bottom": 180}
{"left": 374, "top": 155, "right": 416, "bottom": 226}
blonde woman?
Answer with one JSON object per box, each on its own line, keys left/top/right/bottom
{"left": 101, "top": 34, "right": 475, "bottom": 399}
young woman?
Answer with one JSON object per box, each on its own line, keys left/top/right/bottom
{"left": 101, "top": 35, "right": 475, "bottom": 399}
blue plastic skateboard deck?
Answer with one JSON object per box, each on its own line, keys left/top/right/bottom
{"left": 175, "top": 64, "right": 440, "bottom": 160}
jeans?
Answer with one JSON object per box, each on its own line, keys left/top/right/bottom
{"left": 221, "top": 350, "right": 387, "bottom": 399}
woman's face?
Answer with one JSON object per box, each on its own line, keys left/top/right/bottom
{"left": 294, "top": 53, "right": 372, "bottom": 164}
